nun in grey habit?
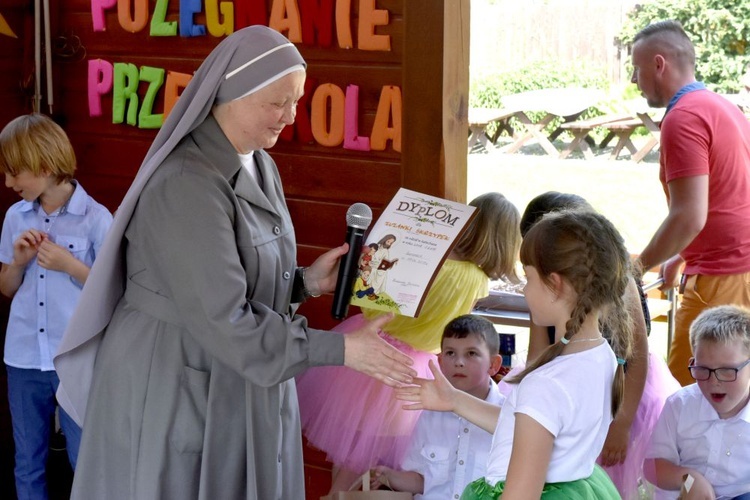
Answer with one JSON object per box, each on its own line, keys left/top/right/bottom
{"left": 53, "top": 26, "right": 415, "bottom": 500}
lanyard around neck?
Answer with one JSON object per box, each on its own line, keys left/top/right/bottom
{"left": 665, "top": 81, "right": 706, "bottom": 115}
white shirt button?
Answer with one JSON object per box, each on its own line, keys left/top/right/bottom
{"left": 273, "top": 226, "right": 281, "bottom": 235}
{"left": 283, "top": 271, "right": 291, "bottom": 280}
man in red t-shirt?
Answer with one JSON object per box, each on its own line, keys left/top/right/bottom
{"left": 632, "top": 20, "right": 750, "bottom": 386}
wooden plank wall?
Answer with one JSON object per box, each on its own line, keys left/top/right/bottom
{"left": 0, "top": 1, "right": 33, "bottom": 494}
{"left": 0, "top": 1, "right": 469, "bottom": 497}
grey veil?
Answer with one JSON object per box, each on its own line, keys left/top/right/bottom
{"left": 54, "top": 26, "right": 306, "bottom": 425}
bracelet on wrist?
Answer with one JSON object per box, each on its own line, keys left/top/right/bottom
{"left": 300, "top": 266, "right": 321, "bottom": 298}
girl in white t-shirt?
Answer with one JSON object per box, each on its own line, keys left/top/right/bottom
{"left": 397, "top": 210, "right": 632, "bottom": 499}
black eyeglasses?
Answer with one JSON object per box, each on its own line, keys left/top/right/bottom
{"left": 687, "top": 358, "right": 750, "bottom": 382}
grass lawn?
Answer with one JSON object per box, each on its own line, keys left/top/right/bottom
{"left": 467, "top": 144, "right": 672, "bottom": 361}
{"left": 467, "top": 142, "right": 667, "bottom": 254}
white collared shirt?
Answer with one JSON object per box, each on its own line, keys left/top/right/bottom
{"left": 0, "top": 181, "right": 112, "bottom": 370}
{"left": 238, "top": 151, "right": 258, "bottom": 182}
{"left": 401, "top": 379, "right": 505, "bottom": 500}
{"left": 647, "top": 383, "right": 750, "bottom": 499}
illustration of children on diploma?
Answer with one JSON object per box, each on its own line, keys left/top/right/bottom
{"left": 368, "top": 234, "right": 399, "bottom": 296}
{"left": 358, "top": 243, "right": 379, "bottom": 271}
{"left": 353, "top": 266, "right": 377, "bottom": 300}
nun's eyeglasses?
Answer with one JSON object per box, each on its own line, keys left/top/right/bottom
{"left": 687, "top": 358, "right": 750, "bottom": 382}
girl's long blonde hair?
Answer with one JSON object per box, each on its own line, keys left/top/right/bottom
{"left": 453, "top": 192, "right": 521, "bottom": 281}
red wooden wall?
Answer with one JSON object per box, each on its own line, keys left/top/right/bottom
{"left": 0, "top": 2, "right": 32, "bottom": 494}
{"left": 0, "top": 1, "right": 469, "bottom": 497}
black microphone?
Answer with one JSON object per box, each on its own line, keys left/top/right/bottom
{"left": 331, "top": 203, "right": 373, "bottom": 319}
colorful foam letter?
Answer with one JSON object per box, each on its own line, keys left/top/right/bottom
{"left": 370, "top": 85, "right": 401, "bottom": 152}
{"left": 150, "top": 0, "right": 177, "bottom": 36}
{"left": 87, "top": 59, "right": 114, "bottom": 117}
{"left": 138, "top": 66, "right": 165, "bottom": 129}
{"left": 206, "top": 0, "right": 234, "bottom": 37}
{"left": 335, "top": 0, "right": 353, "bottom": 49}
{"left": 343, "top": 84, "right": 370, "bottom": 151}
{"left": 269, "top": 0, "right": 302, "bottom": 43}
{"left": 180, "top": 0, "right": 206, "bottom": 37}
{"left": 118, "top": 0, "right": 148, "bottom": 33}
{"left": 164, "top": 71, "right": 193, "bottom": 119}
{"left": 357, "top": 0, "right": 390, "bottom": 51}
{"left": 91, "top": 0, "right": 118, "bottom": 32}
{"left": 310, "top": 83, "right": 345, "bottom": 147}
{"left": 112, "top": 62, "right": 139, "bottom": 126}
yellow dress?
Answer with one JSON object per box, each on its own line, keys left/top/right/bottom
{"left": 363, "top": 259, "right": 489, "bottom": 352}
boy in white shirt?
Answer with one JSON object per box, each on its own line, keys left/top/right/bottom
{"left": 645, "top": 305, "right": 750, "bottom": 500}
{"left": 370, "top": 314, "right": 505, "bottom": 498}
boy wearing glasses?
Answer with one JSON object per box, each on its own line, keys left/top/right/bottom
{"left": 645, "top": 305, "right": 750, "bottom": 500}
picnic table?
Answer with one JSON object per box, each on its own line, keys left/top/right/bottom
{"left": 474, "top": 274, "right": 677, "bottom": 350}
{"left": 558, "top": 99, "right": 665, "bottom": 162}
{"left": 498, "top": 87, "right": 606, "bottom": 156}
{"left": 468, "top": 107, "right": 516, "bottom": 152}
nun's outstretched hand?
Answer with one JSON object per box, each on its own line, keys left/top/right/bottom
{"left": 396, "top": 359, "right": 458, "bottom": 412}
{"left": 344, "top": 313, "right": 416, "bottom": 387}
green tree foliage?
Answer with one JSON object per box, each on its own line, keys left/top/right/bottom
{"left": 619, "top": 0, "right": 750, "bottom": 92}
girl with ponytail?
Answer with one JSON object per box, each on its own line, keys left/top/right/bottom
{"left": 518, "top": 191, "right": 680, "bottom": 500}
{"left": 397, "top": 210, "right": 630, "bottom": 499}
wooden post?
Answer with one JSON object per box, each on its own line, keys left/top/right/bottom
{"left": 402, "top": 0, "right": 470, "bottom": 202}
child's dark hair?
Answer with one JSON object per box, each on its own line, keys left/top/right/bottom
{"left": 368, "top": 243, "right": 378, "bottom": 251}
{"left": 453, "top": 192, "right": 521, "bottom": 281}
{"left": 521, "top": 191, "right": 650, "bottom": 334}
{"left": 509, "top": 210, "right": 633, "bottom": 416}
{"left": 442, "top": 314, "right": 500, "bottom": 355}
{"left": 520, "top": 191, "right": 593, "bottom": 237}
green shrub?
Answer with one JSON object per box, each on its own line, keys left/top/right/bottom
{"left": 469, "top": 61, "right": 610, "bottom": 109}
{"left": 618, "top": 0, "right": 750, "bottom": 93}
{"left": 470, "top": 61, "right": 612, "bottom": 139}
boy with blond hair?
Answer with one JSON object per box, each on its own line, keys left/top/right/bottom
{"left": 645, "top": 305, "right": 750, "bottom": 499}
{"left": 0, "top": 113, "right": 112, "bottom": 498}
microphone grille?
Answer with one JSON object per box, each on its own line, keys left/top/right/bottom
{"left": 346, "top": 203, "right": 373, "bottom": 229}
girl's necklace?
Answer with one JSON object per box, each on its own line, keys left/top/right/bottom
{"left": 568, "top": 336, "right": 604, "bottom": 344}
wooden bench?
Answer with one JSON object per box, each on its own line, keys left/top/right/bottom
{"left": 558, "top": 113, "right": 633, "bottom": 159}
{"left": 600, "top": 117, "right": 643, "bottom": 159}
{"left": 558, "top": 111, "right": 663, "bottom": 162}
{"left": 468, "top": 107, "right": 517, "bottom": 151}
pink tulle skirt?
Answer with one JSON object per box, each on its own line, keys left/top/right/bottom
{"left": 296, "top": 314, "right": 437, "bottom": 473}
{"left": 600, "top": 352, "right": 681, "bottom": 500}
